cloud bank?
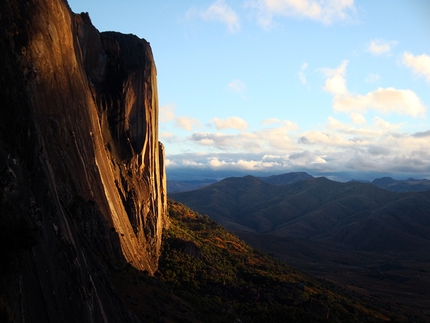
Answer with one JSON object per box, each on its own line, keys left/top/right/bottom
{"left": 165, "top": 112, "right": 430, "bottom": 181}
{"left": 162, "top": 58, "right": 429, "bottom": 181}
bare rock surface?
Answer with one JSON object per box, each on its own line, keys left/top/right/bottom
{"left": 0, "top": 0, "right": 167, "bottom": 321}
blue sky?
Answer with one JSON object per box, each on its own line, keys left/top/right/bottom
{"left": 68, "top": 0, "right": 430, "bottom": 181}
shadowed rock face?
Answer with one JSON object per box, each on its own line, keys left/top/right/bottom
{"left": 0, "top": 0, "right": 167, "bottom": 321}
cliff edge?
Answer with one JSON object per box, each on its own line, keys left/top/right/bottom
{"left": 0, "top": 0, "right": 167, "bottom": 321}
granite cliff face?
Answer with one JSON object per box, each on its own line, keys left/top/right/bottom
{"left": 0, "top": 0, "right": 167, "bottom": 321}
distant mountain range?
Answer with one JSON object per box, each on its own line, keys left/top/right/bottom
{"left": 167, "top": 179, "right": 218, "bottom": 193}
{"left": 257, "top": 172, "right": 315, "bottom": 185}
{"left": 370, "top": 176, "right": 430, "bottom": 192}
{"left": 169, "top": 173, "right": 430, "bottom": 317}
{"left": 168, "top": 172, "right": 430, "bottom": 193}
{"left": 170, "top": 174, "right": 430, "bottom": 252}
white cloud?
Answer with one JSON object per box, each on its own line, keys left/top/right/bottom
{"left": 313, "top": 156, "right": 327, "bottom": 164}
{"left": 250, "top": 0, "right": 356, "bottom": 28}
{"left": 189, "top": 119, "right": 299, "bottom": 153}
{"left": 298, "top": 62, "right": 308, "bottom": 84}
{"left": 333, "top": 88, "right": 426, "bottom": 117}
{"left": 365, "top": 73, "right": 380, "bottom": 83}
{"left": 164, "top": 158, "right": 176, "bottom": 167}
{"left": 226, "top": 79, "right": 246, "bottom": 96}
{"left": 208, "top": 157, "right": 226, "bottom": 168}
{"left": 191, "top": 132, "right": 262, "bottom": 151}
{"left": 350, "top": 112, "right": 366, "bottom": 125}
{"left": 372, "top": 116, "right": 401, "bottom": 132}
{"left": 402, "top": 52, "right": 430, "bottom": 82}
{"left": 259, "top": 119, "right": 299, "bottom": 131}
{"left": 195, "top": 120, "right": 297, "bottom": 152}
{"left": 182, "top": 160, "right": 205, "bottom": 167}
{"left": 299, "top": 129, "right": 345, "bottom": 146}
{"left": 211, "top": 116, "right": 248, "bottom": 130}
{"left": 257, "top": 123, "right": 299, "bottom": 150}
{"left": 175, "top": 117, "right": 203, "bottom": 131}
{"left": 261, "top": 118, "right": 282, "bottom": 125}
{"left": 368, "top": 39, "right": 397, "bottom": 55}
{"left": 323, "top": 60, "right": 348, "bottom": 95}
{"left": 289, "top": 150, "right": 327, "bottom": 165}
{"left": 159, "top": 131, "right": 178, "bottom": 143}
{"left": 159, "top": 104, "right": 203, "bottom": 131}
{"left": 198, "top": 0, "right": 240, "bottom": 32}
{"left": 208, "top": 157, "right": 275, "bottom": 170}
{"left": 324, "top": 73, "right": 348, "bottom": 94}
{"left": 323, "top": 61, "right": 426, "bottom": 118}
{"left": 282, "top": 119, "right": 300, "bottom": 130}
{"left": 299, "top": 116, "right": 402, "bottom": 149}
{"left": 160, "top": 103, "right": 176, "bottom": 122}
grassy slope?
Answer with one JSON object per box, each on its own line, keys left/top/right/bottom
{"left": 108, "top": 200, "right": 425, "bottom": 323}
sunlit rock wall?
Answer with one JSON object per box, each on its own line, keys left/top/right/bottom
{"left": 0, "top": 0, "right": 167, "bottom": 321}
{"left": 74, "top": 13, "right": 168, "bottom": 273}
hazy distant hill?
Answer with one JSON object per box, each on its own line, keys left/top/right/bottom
{"left": 371, "top": 177, "right": 430, "bottom": 192}
{"left": 167, "top": 172, "right": 314, "bottom": 193}
{"left": 258, "top": 172, "right": 314, "bottom": 185}
{"left": 167, "top": 179, "right": 218, "bottom": 193}
{"left": 171, "top": 175, "right": 430, "bottom": 252}
{"left": 170, "top": 175, "right": 430, "bottom": 318}
{"left": 168, "top": 172, "right": 430, "bottom": 193}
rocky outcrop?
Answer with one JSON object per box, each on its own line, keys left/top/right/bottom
{"left": 0, "top": 0, "right": 167, "bottom": 322}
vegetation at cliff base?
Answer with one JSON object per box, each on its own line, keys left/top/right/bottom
{"left": 110, "top": 199, "right": 419, "bottom": 322}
